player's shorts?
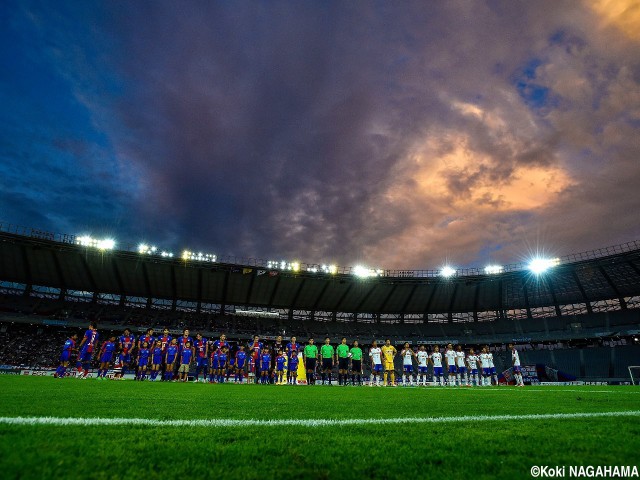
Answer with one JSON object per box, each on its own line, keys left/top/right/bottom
{"left": 276, "top": 365, "right": 284, "bottom": 372}
{"left": 196, "top": 357, "right": 208, "bottom": 368}
{"left": 513, "top": 365, "right": 521, "bottom": 373}
{"left": 211, "top": 359, "right": 220, "bottom": 369}
{"left": 236, "top": 361, "right": 245, "bottom": 369}
{"left": 138, "top": 359, "right": 148, "bottom": 367}
{"left": 166, "top": 356, "right": 177, "bottom": 366}
{"left": 418, "top": 366, "right": 428, "bottom": 373}
{"left": 152, "top": 355, "right": 163, "bottom": 365}
{"left": 178, "top": 363, "right": 189, "bottom": 373}
{"left": 403, "top": 365, "right": 413, "bottom": 373}
{"left": 261, "top": 362, "right": 270, "bottom": 372}
{"left": 482, "top": 368, "right": 491, "bottom": 376}
{"left": 384, "top": 362, "right": 394, "bottom": 371}
{"left": 351, "top": 360, "right": 362, "bottom": 372}
{"left": 457, "top": 366, "right": 466, "bottom": 374}
{"left": 100, "top": 353, "right": 113, "bottom": 363}
{"left": 119, "top": 353, "right": 131, "bottom": 364}
{"left": 288, "top": 363, "right": 298, "bottom": 372}
{"left": 79, "top": 349, "right": 93, "bottom": 362}
{"left": 305, "top": 358, "right": 317, "bottom": 371}
{"left": 471, "top": 368, "right": 478, "bottom": 375}
{"left": 490, "top": 367, "right": 496, "bottom": 375}
{"left": 338, "top": 358, "right": 349, "bottom": 370}
{"left": 372, "top": 363, "right": 382, "bottom": 373}
{"left": 60, "top": 352, "right": 71, "bottom": 362}
{"left": 322, "top": 358, "right": 333, "bottom": 370}
{"left": 448, "top": 365, "right": 456, "bottom": 374}
{"left": 433, "top": 366, "right": 443, "bottom": 377}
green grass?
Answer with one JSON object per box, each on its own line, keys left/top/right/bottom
{"left": 1, "top": 377, "right": 639, "bottom": 479}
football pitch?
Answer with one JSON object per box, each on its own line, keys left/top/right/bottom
{"left": 1, "top": 377, "right": 639, "bottom": 479}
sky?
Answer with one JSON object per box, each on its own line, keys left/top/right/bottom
{"left": 1, "top": 0, "right": 640, "bottom": 270}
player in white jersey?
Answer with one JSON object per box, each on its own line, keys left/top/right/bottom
{"left": 400, "top": 343, "right": 416, "bottom": 386}
{"left": 444, "top": 344, "right": 457, "bottom": 386}
{"left": 479, "top": 346, "right": 492, "bottom": 386}
{"left": 430, "top": 345, "right": 444, "bottom": 386}
{"left": 416, "top": 345, "right": 429, "bottom": 386}
{"left": 455, "top": 345, "right": 468, "bottom": 386}
{"left": 508, "top": 343, "right": 524, "bottom": 387}
{"left": 369, "top": 341, "right": 383, "bottom": 386}
{"left": 466, "top": 348, "right": 480, "bottom": 386}
{"left": 487, "top": 349, "right": 498, "bottom": 385}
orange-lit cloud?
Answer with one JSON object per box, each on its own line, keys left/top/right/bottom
{"left": 589, "top": 0, "right": 640, "bottom": 41}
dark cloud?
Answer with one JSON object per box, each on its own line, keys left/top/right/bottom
{"left": 1, "top": 0, "right": 639, "bottom": 269}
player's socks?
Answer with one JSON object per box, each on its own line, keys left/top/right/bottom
{"left": 328, "top": 373, "right": 332, "bottom": 384}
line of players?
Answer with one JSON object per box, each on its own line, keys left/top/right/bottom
{"left": 53, "top": 322, "right": 525, "bottom": 387}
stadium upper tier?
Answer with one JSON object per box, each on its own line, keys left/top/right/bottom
{"left": 2, "top": 229, "right": 640, "bottom": 320}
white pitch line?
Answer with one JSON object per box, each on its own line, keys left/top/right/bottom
{"left": 1, "top": 411, "right": 639, "bottom": 428}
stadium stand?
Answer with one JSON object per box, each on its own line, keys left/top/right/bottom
{"left": 1, "top": 227, "right": 640, "bottom": 380}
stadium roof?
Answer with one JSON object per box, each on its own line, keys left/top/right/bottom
{"left": 2, "top": 229, "right": 640, "bottom": 320}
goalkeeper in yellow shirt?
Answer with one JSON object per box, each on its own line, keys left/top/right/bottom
{"left": 381, "top": 339, "right": 397, "bottom": 386}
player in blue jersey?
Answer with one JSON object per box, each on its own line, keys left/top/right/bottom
{"left": 178, "top": 341, "right": 193, "bottom": 382}
{"left": 218, "top": 347, "right": 229, "bottom": 383}
{"left": 209, "top": 347, "right": 221, "bottom": 383}
{"left": 150, "top": 340, "right": 164, "bottom": 381}
{"left": 286, "top": 336, "right": 301, "bottom": 384}
{"left": 193, "top": 333, "right": 209, "bottom": 383}
{"left": 164, "top": 338, "right": 179, "bottom": 381}
{"left": 54, "top": 333, "right": 77, "bottom": 378}
{"left": 117, "top": 329, "right": 136, "bottom": 378}
{"left": 138, "top": 328, "right": 155, "bottom": 351}
{"left": 97, "top": 336, "right": 117, "bottom": 379}
{"left": 158, "top": 328, "right": 172, "bottom": 351}
{"left": 275, "top": 350, "right": 287, "bottom": 384}
{"left": 76, "top": 322, "right": 99, "bottom": 378}
{"left": 136, "top": 341, "right": 151, "bottom": 381}
{"left": 249, "top": 335, "right": 263, "bottom": 384}
{"left": 226, "top": 349, "right": 235, "bottom": 383}
{"left": 235, "top": 345, "right": 247, "bottom": 383}
{"left": 288, "top": 350, "right": 299, "bottom": 385}
{"left": 212, "top": 333, "right": 229, "bottom": 352}
{"left": 260, "top": 347, "right": 271, "bottom": 384}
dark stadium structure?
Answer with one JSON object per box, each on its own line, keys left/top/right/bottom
{"left": 1, "top": 226, "right": 639, "bottom": 380}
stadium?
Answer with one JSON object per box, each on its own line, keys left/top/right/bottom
{"left": 1, "top": 224, "right": 639, "bottom": 478}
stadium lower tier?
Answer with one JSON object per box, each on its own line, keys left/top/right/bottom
{"left": 1, "top": 322, "right": 638, "bottom": 382}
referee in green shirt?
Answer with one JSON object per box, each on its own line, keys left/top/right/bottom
{"left": 303, "top": 338, "right": 318, "bottom": 385}
{"left": 350, "top": 341, "right": 363, "bottom": 386}
{"left": 320, "top": 337, "right": 335, "bottom": 385}
{"left": 336, "top": 337, "right": 350, "bottom": 386}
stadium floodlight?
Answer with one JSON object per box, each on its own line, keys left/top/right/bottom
{"left": 138, "top": 243, "right": 149, "bottom": 254}
{"left": 329, "top": 264, "right": 337, "bottom": 274}
{"left": 528, "top": 257, "right": 560, "bottom": 274}
{"left": 353, "top": 265, "right": 371, "bottom": 278}
{"left": 96, "top": 239, "right": 115, "bottom": 250}
{"left": 181, "top": 250, "right": 216, "bottom": 262}
{"left": 77, "top": 236, "right": 115, "bottom": 251}
{"left": 76, "top": 235, "right": 94, "bottom": 247}
{"left": 440, "top": 266, "right": 456, "bottom": 278}
{"left": 291, "top": 262, "right": 300, "bottom": 272}
{"left": 353, "top": 266, "right": 382, "bottom": 278}
{"left": 484, "top": 265, "right": 504, "bottom": 275}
